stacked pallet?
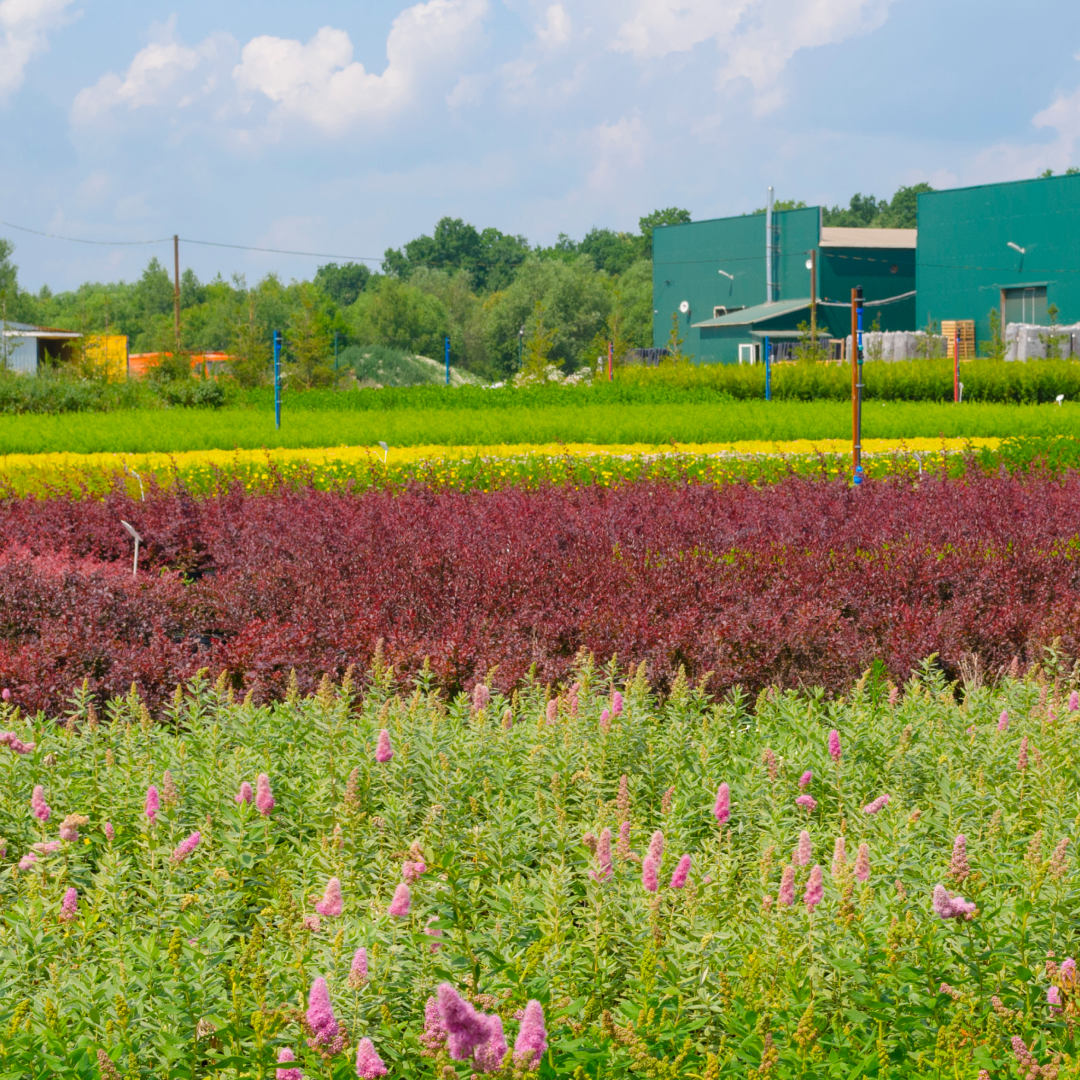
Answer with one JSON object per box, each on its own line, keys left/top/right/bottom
{"left": 941, "top": 320, "right": 975, "bottom": 360}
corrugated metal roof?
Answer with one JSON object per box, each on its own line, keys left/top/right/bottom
{"left": 820, "top": 227, "right": 916, "bottom": 249}
{"left": 692, "top": 297, "right": 810, "bottom": 328}
{"left": 3, "top": 322, "right": 81, "bottom": 338}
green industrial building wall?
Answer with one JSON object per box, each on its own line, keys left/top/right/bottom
{"left": 916, "top": 175, "right": 1080, "bottom": 347}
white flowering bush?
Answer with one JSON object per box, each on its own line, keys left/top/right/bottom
{"left": 0, "top": 653, "right": 1078, "bottom": 1078}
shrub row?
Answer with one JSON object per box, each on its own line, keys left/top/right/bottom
{"left": 4, "top": 476, "right": 1080, "bottom": 713}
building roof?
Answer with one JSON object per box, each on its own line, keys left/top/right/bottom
{"left": 692, "top": 298, "right": 810, "bottom": 328}
{"left": 819, "top": 227, "right": 916, "bottom": 249}
{"left": 2, "top": 322, "right": 82, "bottom": 339}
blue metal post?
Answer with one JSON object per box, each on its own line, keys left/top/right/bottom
{"left": 445, "top": 336, "right": 450, "bottom": 385}
{"left": 854, "top": 287, "right": 865, "bottom": 485}
{"left": 274, "top": 330, "right": 281, "bottom": 430}
{"left": 764, "top": 336, "right": 771, "bottom": 401}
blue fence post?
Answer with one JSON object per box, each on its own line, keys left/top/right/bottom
{"left": 445, "top": 336, "right": 450, "bottom": 385}
{"left": 274, "top": 330, "right": 281, "bottom": 430}
{"left": 764, "top": 336, "right": 771, "bottom": 401}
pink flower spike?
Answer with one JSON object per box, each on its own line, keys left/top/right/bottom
{"left": 421, "top": 995, "right": 448, "bottom": 1053}
{"left": 403, "top": 859, "right": 426, "bottom": 882}
{"left": 18, "top": 853, "right": 37, "bottom": 870}
{"left": 828, "top": 729, "right": 842, "bottom": 762}
{"left": 1017, "top": 736, "right": 1029, "bottom": 772}
{"left": 33, "top": 840, "right": 62, "bottom": 854}
{"left": 1049, "top": 986, "right": 1062, "bottom": 1009}
{"left": 670, "top": 854, "right": 691, "bottom": 889}
{"left": 612, "top": 691, "right": 624, "bottom": 716}
{"left": 144, "top": 784, "right": 159, "bottom": 823}
{"left": 796, "top": 830, "right": 812, "bottom": 866}
{"left": 472, "top": 683, "right": 491, "bottom": 712}
{"left": 778, "top": 864, "right": 795, "bottom": 906}
{"left": 437, "top": 982, "right": 491, "bottom": 1061}
{"left": 170, "top": 831, "right": 201, "bottom": 864}
{"left": 1070, "top": 691, "right": 1079, "bottom": 713}
{"left": 798, "top": 770, "right": 812, "bottom": 789}
{"left": 641, "top": 856, "right": 659, "bottom": 892}
{"left": 235, "top": 781, "right": 253, "bottom": 804}
{"left": 0, "top": 731, "right": 34, "bottom": 755}
{"left": 58, "top": 886, "right": 78, "bottom": 923}
{"left": 599, "top": 708, "right": 611, "bottom": 734}
{"left": 276, "top": 1046, "right": 302, "bottom": 1080}
{"left": 997, "top": 709, "right": 1009, "bottom": 732}
{"left": 545, "top": 699, "right": 557, "bottom": 725}
{"left": 804, "top": 865, "right": 824, "bottom": 912}
{"left": 932, "top": 883, "right": 976, "bottom": 921}
{"left": 795, "top": 794, "right": 817, "bottom": 814}
{"left": 475, "top": 1013, "right": 508, "bottom": 1073}
{"left": 348, "top": 946, "right": 369, "bottom": 988}
{"left": 855, "top": 843, "right": 870, "bottom": 882}
{"left": 713, "top": 782, "right": 731, "bottom": 824}
{"left": 255, "top": 773, "right": 275, "bottom": 816}
{"left": 513, "top": 999, "right": 548, "bottom": 1069}
{"left": 306, "top": 977, "right": 340, "bottom": 1048}
{"left": 375, "top": 729, "right": 394, "bottom": 763}
{"left": 388, "top": 882, "right": 411, "bottom": 917}
{"left": 315, "top": 876, "right": 343, "bottom": 917}
{"left": 862, "top": 794, "right": 889, "bottom": 814}
{"left": 355, "top": 1037, "right": 388, "bottom": 1078}
{"left": 104, "top": 822, "right": 114, "bottom": 842}
{"left": 31, "top": 785, "right": 50, "bottom": 822}
{"left": 647, "top": 830, "right": 664, "bottom": 862}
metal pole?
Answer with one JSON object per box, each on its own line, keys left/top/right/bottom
{"left": 274, "top": 329, "right": 281, "bottom": 430}
{"left": 334, "top": 330, "right": 338, "bottom": 371}
{"left": 173, "top": 235, "right": 180, "bottom": 348}
{"left": 518, "top": 327, "right": 524, "bottom": 371}
{"left": 953, "top": 327, "right": 960, "bottom": 402}
{"left": 765, "top": 188, "right": 774, "bottom": 304}
{"left": 764, "top": 336, "right": 771, "bottom": 401}
{"left": 809, "top": 249, "right": 817, "bottom": 345}
{"left": 608, "top": 340, "right": 613, "bottom": 381}
{"left": 445, "top": 336, "right": 450, "bottom": 385}
{"left": 851, "top": 287, "right": 864, "bottom": 482}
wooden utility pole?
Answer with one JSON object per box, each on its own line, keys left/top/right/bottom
{"left": 173, "top": 234, "right": 180, "bottom": 348}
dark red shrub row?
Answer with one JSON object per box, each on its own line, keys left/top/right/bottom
{"left": 3, "top": 476, "right": 1080, "bottom": 713}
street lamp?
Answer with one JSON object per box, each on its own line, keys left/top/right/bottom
{"left": 518, "top": 326, "right": 525, "bottom": 370}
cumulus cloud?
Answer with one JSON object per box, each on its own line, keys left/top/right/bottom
{"left": 0, "top": 0, "right": 76, "bottom": 102}
{"left": 233, "top": 0, "right": 488, "bottom": 133}
{"left": 536, "top": 4, "right": 571, "bottom": 48}
{"left": 611, "top": 0, "right": 894, "bottom": 112}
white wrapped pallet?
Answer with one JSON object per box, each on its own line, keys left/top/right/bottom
{"left": 1005, "top": 323, "right": 1077, "bottom": 360}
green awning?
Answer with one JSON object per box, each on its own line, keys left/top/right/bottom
{"left": 692, "top": 297, "right": 812, "bottom": 328}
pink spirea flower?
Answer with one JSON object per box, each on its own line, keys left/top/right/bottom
{"left": 641, "top": 856, "right": 659, "bottom": 892}
{"left": 855, "top": 843, "right": 870, "bottom": 882}
{"left": 403, "top": 860, "right": 426, "bottom": 883}
{"left": 171, "top": 831, "right": 201, "bottom": 864}
{"left": 375, "top": 729, "right": 394, "bottom": 763}
{"left": 355, "top": 1037, "right": 388, "bottom": 1078}
{"left": 714, "top": 782, "right": 731, "bottom": 824}
{"left": 255, "top": 773, "right": 275, "bottom": 816}
{"left": 426, "top": 920, "right": 443, "bottom": 952}
{"left": 1017, "top": 736, "right": 1029, "bottom": 772}
{"left": 1049, "top": 986, "right": 1062, "bottom": 1009}
{"left": 388, "top": 882, "right": 411, "bottom": 917}
{"left": 144, "top": 785, "right": 159, "bottom": 823}
{"left": 276, "top": 1047, "right": 302, "bottom": 1080}
{"left": 348, "top": 946, "right": 369, "bottom": 988}
{"left": 421, "top": 995, "right": 448, "bottom": 1053}
{"left": 795, "top": 794, "right": 817, "bottom": 814}
{"left": 58, "top": 886, "right": 78, "bottom": 922}
{"left": 798, "top": 770, "right": 812, "bottom": 789}
{"left": 235, "top": 781, "right": 253, "bottom": 804}
{"left": 474, "top": 1013, "right": 508, "bottom": 1073}
{"left": 437, "top": 983, "right": 492, "bottom": 1061}
{"left": 0, "top": 688, "right": 9, "bottom": 700}
{"left": 1070, "top": 691, "right": 1080, "bottom": 713}
{"left": 513, "top": 1000, "right": 547, "bottom": 1069}
{"left": 58, "top": 815, "right": 81, "bottom": 842}
{"left": 616, "top": 820, "right": 631, "bottom": 860}
{"left": 599, "top": 708, "right": 611, "bottom": 734}
{"left": 670, "top": 854, "right": 691, "bottom": 889}
{"left": 1061, "top": 958, "right": 1077, "bottom": 986}
{"left": 648, "top": 830, "right": 664, "bottom": 862}
{"left": 104, "top": 822, "right": 114, "bottom": 842}
{"left": 888, "top": 685, "right": 900, "bottom": 706}
{"left": 315, "top": 876, "right": 343, "bottom": 917}
{"left": 472, "top": 683, "right": 490, "bottom": 712}
{"left": 33, "top": 840, "right": 62, "bottom": 854}
{"left": 31, "top": 785, "right": 50, "bottom": 822}
{"left": 545, "top": 700, "right": 557, "bottom": 725}
{"left": 797, "top": 830, "right": 812, "bottom": 866}
{"left": 831, "top": 836, "right": 847, "bottom": 878}
{"left": 998, "top": 709, "right": 1009, "bottom": 732}
{"left": 828, "top": 729, "right": 842, "bottom": 762}
{"left": 778, "top": 864, "right": 795, "bottom": 906}
{"left": 0, "top": 731, "right": 35, "bottom": 755}
{"left": 303, "top": 914, "right": 322, "bottom": 933}
{"left": 612, "top": 691, "right": 624, "bottom": 716}
{"left": 863, "top": 794, "right": 890, "bottom": 814}
{"left": 949, "top": 834, "right": 970, "bottom": 882}
{"left": 804, "top": 865, "right": 824, "bottom": 912}
{"left": 18, "top": 853, "right": 37, "bottom": 870}
{"left": 590, "top": 827, "right": 613, "bottom": 883}
{"left": 932, "top": 884, "right": 976, "bottom": 921}
{"left": 306, "top": 977, "right": 340, "bottom": 1048}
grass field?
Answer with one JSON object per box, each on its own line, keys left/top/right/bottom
{"left": 2, "top": 401, "right": 1078, "bottom": 454}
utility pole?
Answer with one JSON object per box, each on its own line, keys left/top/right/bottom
{"left": 809, "top": 249, "right": 817, "bottom": 344}
{"left": 765, "top": 187, "right": 774, "bottom": 304}
{"left": 851, "top": 286, "right": 864, "bottom": 484}
{"left": 173, "top": 234, "right": 180, "bottom": 349}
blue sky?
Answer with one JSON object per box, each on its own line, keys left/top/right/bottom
{"left": 2, "top": 0, "right": 1079, "bottom": 291}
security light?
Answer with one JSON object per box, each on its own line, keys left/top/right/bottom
{"left": 1057, "top": 394, "right": 1065, "bottom": 405}
{"left": 805, "top": 260, "right": 813, "bottom": 270}
{"left": 121, "top": 520, "right": 142, "bottom": 579}
{"left": 378, "top": 441, "right": 389, "bottom": 464}
{"left": 718, "top": 270, "right": 734, "bottom": 280}
{"left": 679, "top": 301, "right": 690, "bottom": 313}
{"left": 1007, "top": 241, "right": 1026, "bottom": 254}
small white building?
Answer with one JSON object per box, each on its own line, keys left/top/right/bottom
{"left": 2, "top": 322, "right": 82, "bottom": 375}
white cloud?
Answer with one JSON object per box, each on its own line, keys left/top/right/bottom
{"left": 585, "top": 114, "right": 647, "bottom": 190}
{"left": 233, "top": 0, "right": 488, "bottom": 133}
{"left": 611, "top": 0, "right": 893, "bottom": 112}
{"left": 536, "top": 4, "right": 571, "bottom": 48}
{"left": 0, "top": 0, "right": 76, "bottom": 102}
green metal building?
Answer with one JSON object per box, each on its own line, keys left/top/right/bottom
{"left": 652, "top": 204, "right": 916, "bottom": 363}
{"left": 916, "top": 174, "right": 1080, "bottom": 344}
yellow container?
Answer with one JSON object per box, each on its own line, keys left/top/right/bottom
{"left": 82, "top": 334, "right": 129, "bottom": 381}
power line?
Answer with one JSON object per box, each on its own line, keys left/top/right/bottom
{"left": 0, "top": 218, "right": 170, "bottom": 246}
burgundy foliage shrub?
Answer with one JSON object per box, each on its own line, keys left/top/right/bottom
{"left": 3, "top": 476, "right": 1080, "bottom": 713}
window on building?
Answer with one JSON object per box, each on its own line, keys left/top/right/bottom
{"left": 738, "top": 343, "right": 760, "bottom": 365}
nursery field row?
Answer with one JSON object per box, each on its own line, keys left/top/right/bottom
{"left": 0, "top": 659, "right": 1076, "bottom": 1077}
{"left": 0, "top": 438, "right": 1003, "bottom": 497}
{"left": 4, "top": 476, "right": 1080, "bottom": 713}
{"left": 1, "top": 400, "right": 1079, "bottom": 455}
